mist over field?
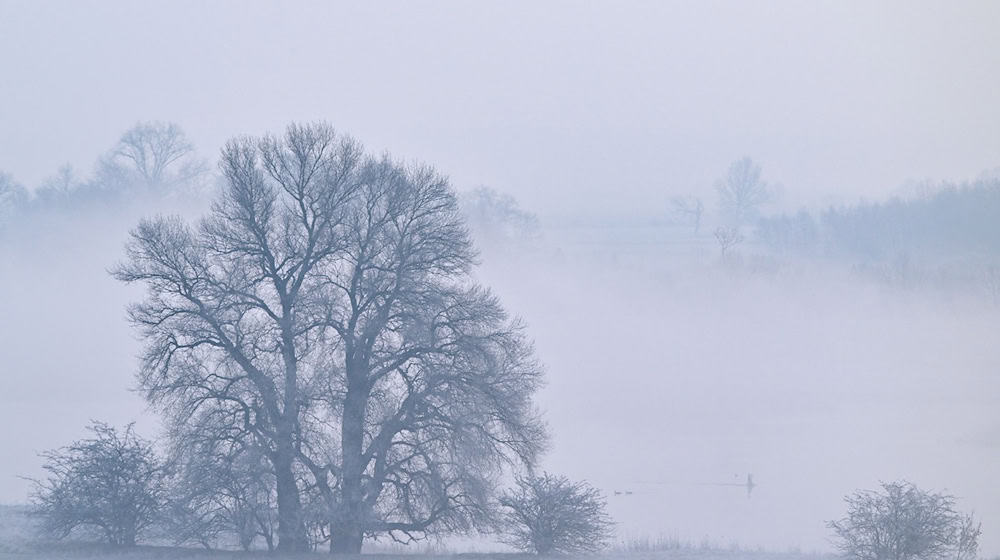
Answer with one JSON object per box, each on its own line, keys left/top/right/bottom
{"left": 481, "top": 232, "right": 1000, "bottom": 553}
{"left": 1, "top": 1, "right": 999, "bottom": 558}
{"left": 3, "top": 181, "right": 998, "bottom": 554}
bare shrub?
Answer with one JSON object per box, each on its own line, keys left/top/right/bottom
{"left": 499, "top": 472, "right": 614, "bottom": 554}
{"left": 31, "top": 422, "right": 165, "bottom": 547}
{"left": 828, "top": 481, "right": 980, "bottom": 560}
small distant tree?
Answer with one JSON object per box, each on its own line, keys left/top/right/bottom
{"left": 714, "top": 226, "right": 744, "bottom": 259}
{"left": 95, "top": 121, "right": 207, "bottom": 194}
{"left": 499, "top": 472, "right": 614, "bottom": 555}
{"left": 716, "top": 157, "right": 771, "bottom": 225}
{"left": 670, "top": 195, "right": 704, "bottom": 235}
{"left": 31, "top": 422, "right": 165, "bottom": 547}
{"left": 0, "top": 172, "right": 28, "bottom": 224}
{"left": 459, "top": 186, "right": 540, "bottom": 247}
{"left": 828, "top": 481, "right": 980, "bottom": 560}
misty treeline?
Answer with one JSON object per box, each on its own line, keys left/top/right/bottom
{"left": 0, "top": 122, "right": 535, "bottom": 251}
{"left": 664, "top": 157, "right": 1000, "bottom": 298}
{"left": 753, "top": 181, "right": 1000, "bottom": 299}
{"left": 7, "top": 124, "right": 996, "bottom": 298}
{"left": 674, "top": 158, "right": 1000, "bottom": 265}
{"left": 0, "top": 122, "right": 209, "bottom": 221}
{"left": 757, "top": 181, "right": 1000, "bottom": 260}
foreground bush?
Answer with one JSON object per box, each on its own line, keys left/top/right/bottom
{"left": 31, "top": 422, "right": 164, "bottom": 546}
{"left": 828, "top": 480, "right": 980, "bottom": 560}
{"left": 499, "top": 472, "right": 614, "bottom": 554}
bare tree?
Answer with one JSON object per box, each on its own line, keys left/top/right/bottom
{"left": 97, "top": 121, "right": 207, "bottom": 193}
{"left": 828, "top": 481, "right": 980, "bottom": 560}
{"left": 499, "top": 472, "right": 614, "bottom": 555}
{"left": 31, "top": 422, "right": 165, "bottom": 547}
{"left": 165, "top": 430, "right": 278, "bottom": 551}
{"left": 322, "top": 162, "right": 546, "bottom": 553}
{"left": 955, "top": 513, "right": 982, "bottom": 560}
{"left": 670, "top": 195, "right": 703, "bottom": 235}
{"left": 114, "top": 123, "right": 363, "bottom": 551}
{"left": 114, "top": 122, "right": 546, "bottom": 553}
{"left": 459, "top": 186, "right": 540, "bottom": 248}
{"left": 35, "top": 164, "right": 82, "bottom": 202}
{"left": 0, "top": 172, "right": 28, "bottom": 225}
{"left": 714, "top": 226, "right": 744, "bottom": 259}
{"left": 716, "top": 157, "right": 771, "bottom": 225}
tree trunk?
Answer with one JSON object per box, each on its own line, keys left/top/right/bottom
{"left": 330, "top": 522, "right": 364, "bottom": 554}
{"left": 275, "top": 319, "right": 310, "bottom": 552}
{"left": 331, "top": 373, "right": 367, "bottom": 554}
{"left": 123, "top": 527, "right": 137, "bottom": 547}
{"left": 274, "top": 441, "right": 309, "bottom": 552}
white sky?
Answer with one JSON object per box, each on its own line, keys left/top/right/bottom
{"left": 1, "top": 1, "right": 999, "bottom": 217}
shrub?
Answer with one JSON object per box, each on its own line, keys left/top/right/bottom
{"left": 31, "top": 422, "right": 165, "bottom": 546}
{"left": 828, "top": 481, "right": 980, "bottom": 560}
{"left": 499, "top": 472, "right": 614, "bottom": 554}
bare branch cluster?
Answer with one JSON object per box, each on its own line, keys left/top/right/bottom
{"left": 499, "top": 472, "right": 614, "bottom": 555}
{"left": 31, "top": 423, "right": 165, "bottom": 547}
{"left": 828, "top": 481, "right": 980, "bottom": 560}
{"left": 714, "top": 225, "right": 744, "bottom": 259}
{"left": 163, "top": 431, "right": 278, "bottom": 551}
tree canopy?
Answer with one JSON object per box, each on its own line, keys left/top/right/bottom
{"left": 114, "top": 122, "right": 546, "bottom": 553}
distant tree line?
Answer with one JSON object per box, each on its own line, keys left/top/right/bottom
{"left": 0, "top": 122, "right": 209, "bottom": 230}
{"left": 1, "top": 124, "right": 540, "bottom": 263}
{"left": 669, "top": 158, "right": 998, "bottom": 272}
{"left": 756, "top": 180, "right": 1000, "bottom": 262}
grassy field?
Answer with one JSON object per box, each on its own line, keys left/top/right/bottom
{"left": 0, "top": 505, "right": 837, "bottom": 560}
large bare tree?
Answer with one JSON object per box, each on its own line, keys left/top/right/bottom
{"left": 115, "top": 122, "right": 545, "bottom": 553}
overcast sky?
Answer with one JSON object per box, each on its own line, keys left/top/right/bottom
{"left": 2, "top": 0, "right": 1000, "bottom": 218}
